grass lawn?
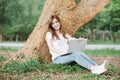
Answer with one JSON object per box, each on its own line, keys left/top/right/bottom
{"left": 0, "top": 47, "right": 120, "bottom": 80}
{"left": 87, "top": 40, "right": 120, "bottom": 44}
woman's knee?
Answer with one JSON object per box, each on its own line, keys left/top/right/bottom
{"left": 71, "top": 51, "right": 78, "bottom": 54}
{"left": 72, "top": 51, "right": 81, "bottom": 55}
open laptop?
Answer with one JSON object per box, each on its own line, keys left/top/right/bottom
{"left": 68, "top": 39, "right": 87, "bottom": 53}
{"left": 61, "top": 39, "right": 87, "bottom": 56}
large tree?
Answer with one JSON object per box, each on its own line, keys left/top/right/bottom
{"left": 9, "top": 0, "right": 109, "bottom": 62}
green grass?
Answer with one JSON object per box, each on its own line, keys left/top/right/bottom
{"left": 0, "top": 47, "right": 120, "bottom": 56}
{"left": 88, "top": 40, "right": 120, "bottom": 44}
{"left": 0, "top": 58, "right": 120, "bottom": 80}
{"left": 0, "top": 47, "right": 18, "bottom": 51}
{"left": 1, "top": 41, "right": 25, "bottom": 43}
{"left": 0, "top": 56, "right": 6, "bottom": 62}
{"left": 85, "top": 48, "right": 120, "bottom": 56}
{"left": 0, "top": 47, "right": 120, "bottom": 79}
{"left": 1, "top": 58, "right": 40, "bottom": 74}
{"left": 1, "top": 58, "right": 87, "bottom": 74}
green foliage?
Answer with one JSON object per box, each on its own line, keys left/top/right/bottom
{"left": 74, "top": 0, "right": 120, "bottom": 42}
{"left": 0, "top": 0, "right": 120, "bottom": 42}
{"left": 1, "top": 58, "right": 40, "bottom": 74}
{"left": 0, "top": 0, "right": 24, "bottom": 34}
{"left": 0, "top": 0, "right": 46, "bottom": 41}
{"left": 0, "top": 55, "right": 5, "bottom": 62}
{"left": 108, "top": 0, "right": 120, "bottom": 32}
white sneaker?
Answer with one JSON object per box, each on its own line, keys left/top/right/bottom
{"left": 97, "top": 60, "right": 108, "bottom": 70}
{"left": 91, "top": 65, "right": 107, "bottom": 74}
{"left": 101, "top": 60, "right": 108, "bottom": 69}
{"left": 91, "top": 60, "right": 108, "bottom": 74}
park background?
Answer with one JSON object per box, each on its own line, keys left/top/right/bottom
{"left": 0, "top": 0, "right": 120, "bottom": 80}
{"left": 0, "top": 0, "right": 120, "bottom": 43}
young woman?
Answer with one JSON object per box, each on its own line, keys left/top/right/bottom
{"left": 45, "top": 15, "right": 107, "bottom": 74}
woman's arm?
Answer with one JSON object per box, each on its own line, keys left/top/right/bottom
{"left": 66, "top": 33, "right": 85, "bottom": 41}
{"left": 66, "top": 33, "right": 76, "bottom": 41}
{"left": 46, "top": 39, "right": 67, "bottom": 55}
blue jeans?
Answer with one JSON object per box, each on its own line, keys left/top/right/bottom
{"left": 53, "top": 51, "right": 97, "bottom": 69}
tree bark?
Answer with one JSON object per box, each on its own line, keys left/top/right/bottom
{"left": 0, "top": 34, "right": 2, "bottom": 42}
{"left": 10, "top": 0, "right": 109, "bottom": 62}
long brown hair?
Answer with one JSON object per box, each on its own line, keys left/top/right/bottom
{"left": 48, "top": 15, "right": 66, "bottom": 40}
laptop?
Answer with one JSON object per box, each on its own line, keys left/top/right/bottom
{"left": 68, "top": 39, "right": 87, "bottom": 52}
{"left": 61, "top": 39, "right": 87, "bottom": 56}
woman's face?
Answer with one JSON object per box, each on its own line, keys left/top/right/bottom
{"left": 52, "top": 18, "right": 60, "bottom": 30}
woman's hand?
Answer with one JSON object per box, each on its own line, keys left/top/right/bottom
{"left": 79, "top": 37, "right": 85, "bottom": 41}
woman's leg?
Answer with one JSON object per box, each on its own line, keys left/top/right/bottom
{"left": 53, "top": 52, "right": 97, "bottom": 70}
{"left": 71, "top": 52, "right": 96, "bottom": 69}
{"left": 53, "top": 53, "right": 75, "bottom": 64}
{"left": 53, "top": 52, "right": 106, "bottom": 74}
{"left": 79, "top": 51, "right": 97, "bottom": 66}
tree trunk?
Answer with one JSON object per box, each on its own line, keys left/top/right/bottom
{"left": 10, "top": 0, "right": 109, "bottom": 62}
{"left": 0, "top": 34, "right": 2, "bottom": 42}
